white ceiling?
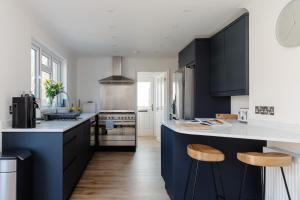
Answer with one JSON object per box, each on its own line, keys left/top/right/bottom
{"left": 25, "top": 0, "right": 246, "bottom": 57}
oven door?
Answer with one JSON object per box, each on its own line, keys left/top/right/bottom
{"left": 99, "top": 121, "right": 136, "bottom": 146}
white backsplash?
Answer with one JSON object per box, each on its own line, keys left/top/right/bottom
{"left": 231, "top": 96, "right": 249, "bottom": 114}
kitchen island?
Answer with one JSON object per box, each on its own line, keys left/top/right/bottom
{"left": 161, "top": 120, "right": 300, "bottom": 200}
{"left": 1, "top": 113, "right": 98, "bottom": 200}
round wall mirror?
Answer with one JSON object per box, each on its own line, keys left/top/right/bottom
{"left": 276, "top": 0, "right": 300, "bottom": 47}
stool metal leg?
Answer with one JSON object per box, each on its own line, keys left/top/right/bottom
{"left": 280, "top": 167, "right": 292, "bottom": 200}
{"left": 211, "top": 164, "right": 219, "bottom": 199}
{"left": 184, "top": 160, "right": 194, "bottom": 200}
{"left": 261, "top": 167, "right": 266, "bottom": 200}
{"left": 238, "top": 165, "right": 248, "bottom": 200}
{"left": 192, "top": 161, "right": 200, "bottom": 200}
{"left": 216, "top": 163, "right": 227, "bottom": 200}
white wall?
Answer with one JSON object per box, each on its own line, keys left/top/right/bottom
{"left": 0, "top": 0, "right": 77, "bottom": 151}
{"left": 76, "top": 57, "right": 178, "bottom": 111}
{"left": 241, "top": 0, "right": 300, "bottom": 153}
{"left": 231, "top": 96, "right": 249, "bottom": 114}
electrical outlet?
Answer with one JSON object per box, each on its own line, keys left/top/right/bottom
{"left": 255, "top": 106, "right": 260, "bottom": 114}
{"left": 269, "top": 106, "right": 275, "bottom": 115}
{"left": 263, "top": 106, "right": 268, "bottom": 115}
{"left": 255, "top": 106, "right": 275, "bottom": 115}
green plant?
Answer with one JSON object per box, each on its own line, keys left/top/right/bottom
{"left": 44, "top": 80, "right": 64, "bottom": 105}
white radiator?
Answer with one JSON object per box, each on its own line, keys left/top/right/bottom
{"left": 264, "top": 147, "right": 300, "bottom": 200}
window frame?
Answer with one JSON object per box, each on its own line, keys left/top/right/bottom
{"left": 31, "top": 44, "right": 40, "bottom": 97}
{"left": 31, "top": 41, "right": 64, "bottom": 107}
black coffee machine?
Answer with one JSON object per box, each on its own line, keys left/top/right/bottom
{"left": 12, "top": 94, "right": 38, "bottom": 128}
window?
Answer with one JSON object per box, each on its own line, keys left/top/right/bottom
{"left": 31, "top": 42, "right": 64, "bottom": 107}
{"left": 137, "top": 82, "right": 152, "bottom": 107}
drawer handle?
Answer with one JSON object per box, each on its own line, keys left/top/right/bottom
{"left": 64, "top": 135, "right": 77, "bottom": 146}
{"left": 138, "top": 110, "right": 148, "bottom": 112}
{"left": 63, "top": 156, "right": 77, "bottom": 172}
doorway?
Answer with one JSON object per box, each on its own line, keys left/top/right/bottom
{"left": 137, "top": 72, "right": 168, "bottom": 141}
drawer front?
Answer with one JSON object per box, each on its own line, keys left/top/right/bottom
{"left": 63, "top": 156, "right": 78, "bottom": 200}
{"left": 63, "top": 129, "right": 79, "bottom": 170}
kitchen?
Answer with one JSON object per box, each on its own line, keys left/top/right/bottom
{"left": 1, "top": 0, "right": 300, "bottom": 200}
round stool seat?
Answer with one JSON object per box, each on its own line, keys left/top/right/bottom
{"left": 187, "top": 144, "right": 225, "bottom": 162}
{"left": 237, "top": 152, "right": 292, "bottom": 167}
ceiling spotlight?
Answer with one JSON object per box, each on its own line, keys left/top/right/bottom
{"left": 107, "top": 9, "right": 115, "bottom": 13}
{"left": 183, "top": 9, "right": 191, "bottom": 13}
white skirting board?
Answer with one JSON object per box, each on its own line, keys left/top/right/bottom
{"left": 264, "top": 147, "right": 300, "bottom": 200}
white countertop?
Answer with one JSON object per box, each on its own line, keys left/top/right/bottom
{"left": 2, "top": 113, "right": 97, "bottom": 133}
{"left": 162, "top": 120, "right": 300, "bottom": 144}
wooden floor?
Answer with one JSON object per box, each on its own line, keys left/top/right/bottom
{"left": 70, "top": 137, "right": 170, "bottom": 200}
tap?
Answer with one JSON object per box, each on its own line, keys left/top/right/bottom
{"left": 57, "top": 90, "right": 71, "bottom": 112}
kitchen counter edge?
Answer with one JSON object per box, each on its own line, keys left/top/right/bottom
{"left": 162, "top": 120, "right": 300, "bottom": 144}
{"left": 1, "top": 113, "right": 97, "bottom": 133}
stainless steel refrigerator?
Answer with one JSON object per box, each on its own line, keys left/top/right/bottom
{"left": 172, "top": 65, "right": 195, "bottom": 120}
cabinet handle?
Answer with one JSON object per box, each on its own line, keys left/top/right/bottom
{"left": 63, "top": 156, "right": 77, "bottom": 172}
{"left": 64, "top": 135, "right": 77, "bottom": 146}
{"left": 138, "top": 110, "right": 148, "bottom": 112}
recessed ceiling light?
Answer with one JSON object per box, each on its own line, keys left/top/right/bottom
{"left": 183, "top": 9, "right": 191, "bottom": 13}
{"left": 107, "top": 9, "right": 115, "bottom": 13}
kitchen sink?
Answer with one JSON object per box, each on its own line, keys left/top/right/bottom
{"left": 43, "top": 112, "right": 81, "bottom": 121}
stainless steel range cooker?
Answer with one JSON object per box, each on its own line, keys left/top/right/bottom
{"left": 98, "top": 110, "right": 136, "bottom": 151}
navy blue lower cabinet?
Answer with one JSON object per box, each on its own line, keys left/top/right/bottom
{"left": 161, "top": 126, "right": 174, "bottom": 198}
{"left": 161, "top": 125, "right": 266, "bottom": 200}
{"left": 2, "top": 120, "right": 93, "bottom": 200}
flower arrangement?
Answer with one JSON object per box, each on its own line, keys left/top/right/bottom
{"left": 44, "top": 80, "right": 64, "bottom": 106}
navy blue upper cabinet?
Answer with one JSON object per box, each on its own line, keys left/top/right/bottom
{"left": 178, "top": 39, "right": 231, "bottom": 118}
{"left": 178, "top": 41, "right": 196, "bottom": 67}
{"left": 211, "top": 13, "right": 249, "bottom": 96}
{"left": 211, "top": 31, "right": 227, "bottom": 93}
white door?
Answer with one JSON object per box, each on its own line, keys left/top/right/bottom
{"left": 137, "top": 77, "right": 154, "bottom": 136}
{"left": 154, "top": 74, "right": 166, "bottom": 141}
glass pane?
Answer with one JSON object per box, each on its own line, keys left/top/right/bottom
{"left": 31, "top": 49, "right": 37, "bottom": 95}
{"left": 41, "top": 71, "right": 51, "bottom": 107}
{"left": 53, "top": 61, "right": 58, "bottom": 82}
{"left": 138, "top": 82, "right": 151, "bottom": 107}
{"left": 41, "top": 55, "right": 49, "bottom": 66}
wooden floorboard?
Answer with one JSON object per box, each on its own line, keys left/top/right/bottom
{"left": 70, "top": 137, "right": 170, "bottom": 200}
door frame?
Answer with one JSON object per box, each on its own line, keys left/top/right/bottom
{"left": 136, "top": 70, "right": 170, "bottom": 141}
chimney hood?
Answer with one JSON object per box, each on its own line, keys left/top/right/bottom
{"left": 98, "top": 56, "right": 135, "bottom": 84}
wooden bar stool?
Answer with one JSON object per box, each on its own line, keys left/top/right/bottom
{"left": 184, "top": 144, "right": 227, "bottom": 200}
{"left": 237, "top": 152, "right": 293, "bottom": 200}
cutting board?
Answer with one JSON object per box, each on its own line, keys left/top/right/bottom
{"left": 175, "top": 122, "right": 212, "bottom": 131}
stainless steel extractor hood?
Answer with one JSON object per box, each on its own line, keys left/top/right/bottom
{"left": 98, "top": 56, "right": 135, "bottom": 84}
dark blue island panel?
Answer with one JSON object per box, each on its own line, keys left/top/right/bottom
{"left": 2, "top": 120, "right": 93, "bottom": 200}
{"left": 161, "top": 125, "right": 267, "bottom": 200}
